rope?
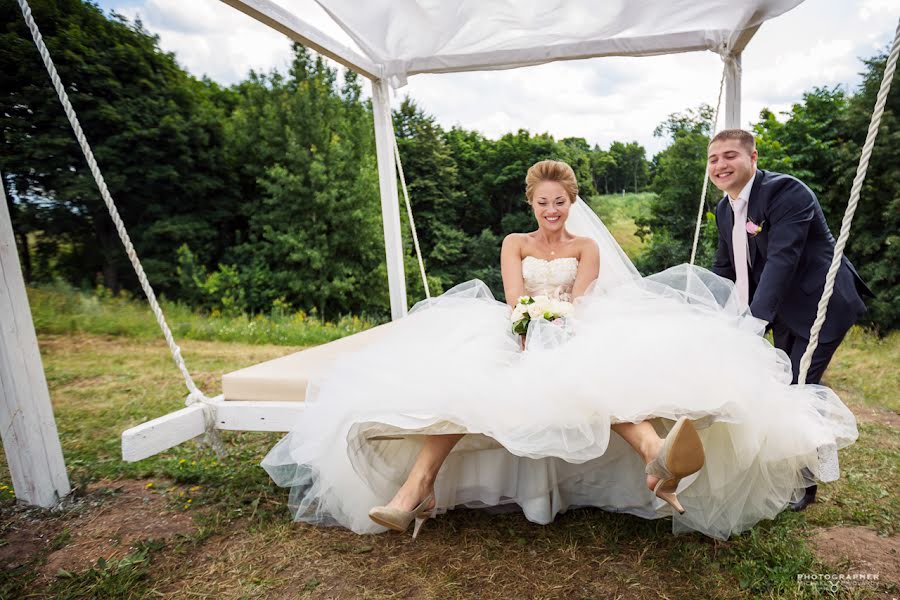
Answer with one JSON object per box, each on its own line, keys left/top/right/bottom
{"left": 689, "top": 58, "right": 728, "bottom": 266}
{"left": 16, "top": 0, "right": 223, "bottom": 455}
{"left": 798, "top": 18, "right": 900, "bottom": 385}
{"left": 393, "top": 131, "right": 431, "bottom": 299}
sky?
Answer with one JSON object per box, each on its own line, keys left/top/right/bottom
{"left": 94, "top": 0, "right": 899, "bottom": 155}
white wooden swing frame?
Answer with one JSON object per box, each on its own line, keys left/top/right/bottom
{"left": 2, "top": 0, "right": 897, "bottom": 508}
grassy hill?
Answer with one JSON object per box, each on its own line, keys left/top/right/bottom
{"left": 587, "top": 192, "right": 655, "bottom": 259}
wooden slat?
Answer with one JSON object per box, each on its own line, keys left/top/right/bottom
{"left": 215, "top": 399, "right": 305, "bottom": 431}
{"left": 121, "top": 404, "right": 207, "bottom": 462}
{"left": 121, "top": 396, "right": 306, "bottom": 462}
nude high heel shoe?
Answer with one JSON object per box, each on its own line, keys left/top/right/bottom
{"left": 645, "top": 417, "right": 705, "bottom": 514}
{"left": 368, "top": 492, "right": 436, "bottom": 539}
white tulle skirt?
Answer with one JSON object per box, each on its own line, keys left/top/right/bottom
{"left": 261, "top": 265, "right": 857, "bottom": 539}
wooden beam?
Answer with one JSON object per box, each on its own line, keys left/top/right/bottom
{"left": 215, "top": 399, "right": 306, "bottom": 431}
{"left": 121, "top": 396, "right": 306, "bottom": 462}
{"left": 0, "top": 176, "right": 70, "bottom": 507}
{"left": 122, "top": 404, "right": 207, "bottom": 463}
{"left": 220, "top": 0, "right": 382, "bottom": 80}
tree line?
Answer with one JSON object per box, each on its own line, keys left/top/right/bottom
{"left": 2, "top": 1, "right": 896, "bottom": 331}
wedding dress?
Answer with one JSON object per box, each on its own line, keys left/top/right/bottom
{"left": 261, "top": 200, "right": 857, "bottom": 540}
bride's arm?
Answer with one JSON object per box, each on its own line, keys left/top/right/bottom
{"left": 571, "top": 240, "right": 600, "bottom": 299}
{"left": 500, "top": 234, "right": 526, "bottom": 307}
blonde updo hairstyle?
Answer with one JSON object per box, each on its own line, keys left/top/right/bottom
{"left": 524, "top": 160, "right": 579, "bottom": 205}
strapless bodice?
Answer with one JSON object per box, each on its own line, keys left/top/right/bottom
{"left": 521, "top": 256, "right": 578, "bottom": 298}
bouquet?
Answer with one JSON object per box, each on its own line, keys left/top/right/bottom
{"left": 511, "top": 294, "right": 574, "bottom": 335}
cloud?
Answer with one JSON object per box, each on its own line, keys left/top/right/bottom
{"left": 112, "top": 0, "right": 291, "bottom": 81}
{"left": 95, "top": 0, "right": 897, "bottom": 156}
{"left": 111, "top": 0, "right": 365, "bottom": 83}
{"left": 859, "top": 0, "right": 900, "bottom": 21}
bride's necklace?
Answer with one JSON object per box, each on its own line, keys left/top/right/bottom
{"left": 541, "top": 237, "right": 565, "bottom": 256}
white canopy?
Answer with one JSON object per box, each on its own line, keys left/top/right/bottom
{"left": 314, "top": 0, "right": 804, "bottom": 85}
{"left": 227, "top": 0, "right": 805, "bottom": 85}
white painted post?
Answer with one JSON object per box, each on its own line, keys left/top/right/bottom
{"left": 371, "top": 78, "right": 408, "bottom": 320}
{"left": 724, "top": 52, "right": 742, "bottom": 129}
{"left": 0, "top": 176, "right": 70, "bottom": 507}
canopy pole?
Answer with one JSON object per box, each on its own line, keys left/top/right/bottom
{"left": 371, "top": 79, "right": 408, "bottom": 320}
{"left": 0, "top": 174, "right": 71, "bottom": 507}
{"left": 221, "top": 0, "right": 381, "bottom": 80}
{"left": 724, "top": 52, "right": 742, "bottom": 129}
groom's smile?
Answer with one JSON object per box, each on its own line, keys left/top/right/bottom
{"left": 708, "top": 138, "right": 758, "bottom": 199}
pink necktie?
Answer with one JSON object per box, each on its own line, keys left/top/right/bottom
{"left": 730, "top": 197, "right": 749, "bottom": 308}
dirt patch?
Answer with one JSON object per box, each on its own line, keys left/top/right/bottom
{"left": 0, "top": 525, "right": 48, "bottom": 570}
{"left": 0, "top": 479, "right": 195, "bottom": 583}
{"left": 810, "top": 526, "right": 899, "bottom": 594}
{"left": 39, "top": 480, "right": 195, "bottom": 578}
{"left": 157, "top": 514, "right": 711, "bottom": 600}
{"left": 852, "top": 404, "right": 900, "bottom": 429}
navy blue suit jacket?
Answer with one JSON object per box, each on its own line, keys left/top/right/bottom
{"left": 712, "top": 170, "right": 870, "bottom": 343}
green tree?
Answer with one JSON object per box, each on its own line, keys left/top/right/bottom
{"left": 590, "top": 146, "right": 617, "bottom": 195}
{"left": 1, "top": 0, "right": 238, "bottom": 294}
{"left": 828, "top": 55, "right": 898, "bottom": 332}
{"left": 635, "top": 105, "right": 717, "bottom": 274}
{"left": 228, "top": 46, "right": 385, "bottom": 318}
{"left": 557, "top": 137, "right": 598, "bottom": 198}
{"left": 393, "top": 97, "right": 469, "bottom": 292}
{"left": 608, "top": 141, "right": 650, "bottom": 193}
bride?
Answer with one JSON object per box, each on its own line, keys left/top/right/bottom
{"left": 262, "top": 160, "right": 857, "bottom": 540}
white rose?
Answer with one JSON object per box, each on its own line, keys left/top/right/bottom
{"left": 549, "top": 299, "right": 574, "bottom": 318}
{"left": 511, "top": 304, "right": 529, "bottom": 322}
{"left": 527, "top": 297, "right": 552, "bottom": 319}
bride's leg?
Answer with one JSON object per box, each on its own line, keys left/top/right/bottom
{"left": 611, "top": 422, "right": 664, "bottom": 491}
{"left": 386, "top": 434, "right": 464, "bottom": 512}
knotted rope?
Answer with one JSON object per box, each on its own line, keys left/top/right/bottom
{"left": 17, "top": 0, "right": 223, "bottom": 455}
{"left": 689, "top": 56, "right": 728, "bottom": 266}
{"left": 798, "top": 19, "right": 900, "bottom": 385}
{"left": 393, "top": 133, "right": 431, "bottom": 299}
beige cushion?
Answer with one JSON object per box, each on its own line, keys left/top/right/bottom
{"left": 222, "top": 321, "right": 398, "bottom": 402}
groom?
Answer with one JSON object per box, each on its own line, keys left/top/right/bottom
{"left": 707, "top": 129, "right": 871, "bottom": 510}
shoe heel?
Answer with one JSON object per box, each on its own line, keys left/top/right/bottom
{"left": 411, "top": 515, "right": 428, "bottom": 539}
{"left": 654, "top": 478, "right": 685, "bottom": 514}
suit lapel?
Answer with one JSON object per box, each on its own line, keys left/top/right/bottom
{"left": 746, "top": 169, "right": 767, "bottom": 266}
{"left": 720, "top": 195, "right": 735, "bottom": 268}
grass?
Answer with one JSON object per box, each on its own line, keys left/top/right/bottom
{"left": 588, "top": 192, "right": 656, "bottom": 259}
{"left": 0, "top": 260, "right": 897, "bottom": 597}
{"left": 47, "top": 540, "right": 163, "bottom": 600}
{"left": 27, "top": 283, "right": 375, "bottom": 347}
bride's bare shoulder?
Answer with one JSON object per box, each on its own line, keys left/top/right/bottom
{"left": 573, "top": 236, "right": 600, "bottom": 257}
{"left": 502, "top": 232, "right": 532, "bottom": 250}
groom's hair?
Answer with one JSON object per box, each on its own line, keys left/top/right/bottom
{"left": 709, "top": 129, "right": 756, "bottom": 154}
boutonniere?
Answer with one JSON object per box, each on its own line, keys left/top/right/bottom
{"left": 746, "top": 219, "right": 764, "bottom": 237}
